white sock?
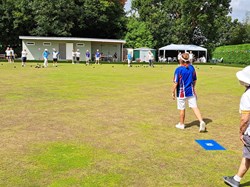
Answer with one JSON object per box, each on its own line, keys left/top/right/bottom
{"left": 234, "top": 175, "right": 241, "bottom": 182}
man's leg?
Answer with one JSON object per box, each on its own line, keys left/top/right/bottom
{"left": 237, "top": 157, "right": 250, "bottom": 178}
{"left": 223, "top": 158, "right": 250, "bottom": 186}
{"left": 192, "top": 107, "right": 203, "bottom": 122}
{"left": 180, "top": 109, "right": 185, "bottom": 125}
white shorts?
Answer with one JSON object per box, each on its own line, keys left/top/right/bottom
{"left": 177, "top": 96, "right": 197, "bottom": 110}
{"left": 96, "top": 57, "right": 100, "bottom": 61}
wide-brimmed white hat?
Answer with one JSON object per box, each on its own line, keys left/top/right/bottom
{"left": 236, "top": 66, "right": 250, "bottom": 84}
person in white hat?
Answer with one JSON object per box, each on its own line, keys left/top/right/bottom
{"left": 172, "top": 52, "right": 206, "bottom": 132}
{"left": 52, "top": 48, "right": 60, "bottom": 67}
{"left": 95, "top": 49, "right": 100, "bottom": 64}
{"left": 223, "top": 66, "right": 250, "bottom": 187}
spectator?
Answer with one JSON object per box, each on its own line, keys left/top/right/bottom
{"left": 21, "top": 49, "right": 28, "bottom": 67}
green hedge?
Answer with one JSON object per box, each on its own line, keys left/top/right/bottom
{"left": 212, "top": 44, "right": 250, "bottom": 65}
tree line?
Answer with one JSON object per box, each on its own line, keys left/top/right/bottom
{"left": 0, "top": 0, "right": 249, "bottom": 58}
{"left": 126, "top": 0, "right": 250, "bottom": 58}
{"left": 0, "top": 0, "right": 126, "bottom": 51}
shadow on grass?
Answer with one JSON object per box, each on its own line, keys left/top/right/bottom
{"left": 185, "top": 118, "right": 212, "bottom": 132}
{"left": 241, "top": 181, "right": 250, "bottom": 186}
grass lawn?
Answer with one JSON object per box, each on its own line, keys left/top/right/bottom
{"left": 0, "top": 62, "right": 249, "bottom": 186}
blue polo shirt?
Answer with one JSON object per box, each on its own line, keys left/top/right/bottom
{"left": 127, "top": 53, "right": 132, "bottom": 60}
{"left": 86, "top": 51, "right": 90, "bottom": 58}
{"left": 43, "top": 51, "right": 50, "bottom": 58}
{"left": 173, "top": 64, "right": 197, "bottom": 98}
{"left": 95, "top": 52, "right": 100, "bottom": 58}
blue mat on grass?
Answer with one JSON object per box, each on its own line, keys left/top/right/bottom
{"left": 195, "top": 139, "right": 226, "bottom": 151}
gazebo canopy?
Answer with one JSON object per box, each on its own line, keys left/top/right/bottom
{"left": 134, "top": 47, "right": 156, "bottom": 51}
{"left": 159, "top": 44, "right": 207, "bottom": 52}
{"left": 158, "top": 44, "right": 207, "bottom": 61}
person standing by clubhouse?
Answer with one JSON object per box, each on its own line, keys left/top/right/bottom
{"left": 5, "top": 47, "right": 11, "bottom": 63}
{"left": 113, "top": 52, "right": 118, "bottom": 62}
{"left": 95, "top": 49, "right": 100, "bottom": 64}
{"left": 86, "top": 50, "right": 90, "bottom": 65}
{"left": 10, "top": 48, "right": 15, "bottom": 63}
{"left": 177, "top": 51, "right": 182, "bottom": 64}
{"left": 21, "top": 49, "right": 28, "bottom": 67}
{"left": 52, "top": 48, "right": 60, "bottom": 66}
{"left": 148, "top": 50, "right": 154, "bottom": 67}
{"left": 75, "top": 49, "right": 80, "bottom": 64}
{"left": 43, "top": 49, "right": 50, "bottom": 67}
{"left": 172, "top": 52, "right": 206, "bottom": 132}
{"left": 223, "top": 66, "right": 250, "bottom": 187}
{"left": 127, "top": 52, "right": 132, "bottom": 67}
{"left": 72, "top": 50, "right": 76, "bottom": 64}
{"left": 189, "top": 50, "right": 194, "bottom": 64}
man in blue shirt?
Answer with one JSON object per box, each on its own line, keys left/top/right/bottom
{"left": 127, "top": 53, "right": 132, "bottom": 67}
{"left": 172, "top": 52, "right": 206, "bottom": 132}
{"left": 95, "top": 49, "right": 100, "bottom": 64}
{"left": 86, "top": 50, "right": 90, "bottom": 65}
{"left": 43, "top": 49, "right": 50, "bottom": 67}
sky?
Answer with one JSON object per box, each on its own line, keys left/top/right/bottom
{"left": 124, "top": 0, "right": 250, "bottom": 22}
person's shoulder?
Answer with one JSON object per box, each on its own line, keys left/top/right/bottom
{"left": 174, "top": 66, "right": 184, "bottom": 72}
{"left": 188, "top": 64, "right": 195, "bottom": 69}
{"left": 244, "top": 89, "right": 250, "bottom": 96}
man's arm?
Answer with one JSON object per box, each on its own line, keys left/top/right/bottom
{"left": 239, "top": 112, "right": 250, "bottom": 144}
{"left": 172, "top": 82, "right": 178, "bottom": 100}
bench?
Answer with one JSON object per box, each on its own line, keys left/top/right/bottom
{"left": 0, "top": 54, "right": 5, "bottom": 59}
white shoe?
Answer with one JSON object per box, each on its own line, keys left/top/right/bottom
{"left": 175, "top": 123, "right": 185, "bottom": 130}
{"left": 199, "top": 121, "right": 206, "bottom": 132}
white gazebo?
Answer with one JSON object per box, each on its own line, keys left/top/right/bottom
{"left": 158, "top": 44, "right": 207, "bottom": 61}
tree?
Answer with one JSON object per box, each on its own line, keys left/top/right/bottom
{"left": 0, "top": 0, "right": 127, "bottom": 53}
{"left": 242, "top": 11, "right": 250, "bottom": 43}
{"left": 125, "top": 16, "right": 155, "bottom": 48}
{"left": 30, "top": 0, "right": 75, "bottom": 36}
{"left": 131, "top": 0, "right": 232, "bottom": 56}
{"left": 71, "top": 0, "right": 126, "bottom": 39}
{"left": 0, "top": 0, "right": 20, "bottom": 48}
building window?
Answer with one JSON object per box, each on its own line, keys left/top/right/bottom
{"left": 26, "top": 42, "right": 35, "bottom": 45}
{"left": 43, "top": 42, "right": 51, "bottom": 46}
{"left": 76, "top": 43, "right": 85, "bottom": 47}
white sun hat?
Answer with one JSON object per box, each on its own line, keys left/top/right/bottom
{"left": 236, "top": 66, "right": 250, "bottom": 85}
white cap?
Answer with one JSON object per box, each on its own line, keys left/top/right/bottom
{"left": 236, "top": 66, "right": 250, "bottom": 85}
{"left": 45, "top": 49, "right": 48, "bottom": 51}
